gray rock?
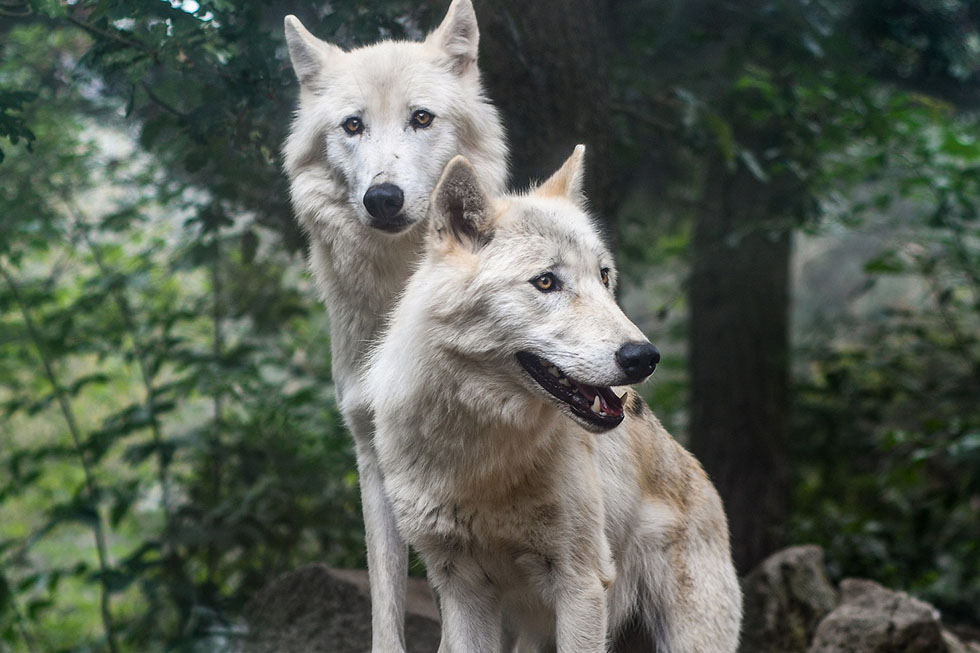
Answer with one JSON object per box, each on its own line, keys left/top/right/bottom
{"left": 809, "top": 578, "right": 945, "bottom": 652}
{"left": 739, "top": 545, "right": 839, "bottom": 653}
{"left": 943, "top": 629, "right": 980, "bottom": 653}
{"left": 243, "top": 564, "right": 440, "bottom": 653}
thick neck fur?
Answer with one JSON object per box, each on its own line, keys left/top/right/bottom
{"left": 297, "top": 185, "right": 426, "bottom": 386}
{"left": 369, "top": 265, "right": 572, "bottom": 503}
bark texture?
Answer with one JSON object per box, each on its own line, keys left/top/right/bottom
{"left": 689, "top": 148, "right": 793, "bottom": 573}
{"left": 474, "top": 0, "right": 623, "bottom": 229}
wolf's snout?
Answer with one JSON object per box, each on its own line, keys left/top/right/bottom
{"left": 615, "top": 342, "right": 660, "bottom": 383}
{"left": 363, "top": 183, "right": 405, "bottom": 221}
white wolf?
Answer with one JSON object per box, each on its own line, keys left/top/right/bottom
{"left": 282, "top": 2, "right": 507, "bottom": 650}
{"left": 367, "top": 148, "right": 742, "bottom": 652}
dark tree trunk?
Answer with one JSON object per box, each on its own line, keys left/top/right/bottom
{"left": 688, "top": 150, "right": 793, "bottom": 573}
{"left": 475, "top": 0, "right": 623, "bottom": 230}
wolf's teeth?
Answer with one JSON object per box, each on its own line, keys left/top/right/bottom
{"left": 618, "top": 391, "right": 628, "bottom": 402}
{"left": 559, "top": 378, "right": 572, "bottom": 387}
{"left": 591, "top": 396, "right": 601, "bottom": 413}
{"left": 549, "top": 366, "right": 561, "bottom": 377}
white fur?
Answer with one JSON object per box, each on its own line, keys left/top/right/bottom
{"left": 282, "top": 2, "right": 507, "bottom": 650}
{"left": 368, "top": 151, "right": 742, "bottom": 652}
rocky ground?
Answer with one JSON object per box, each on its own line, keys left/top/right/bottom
{"left": 244, "top": 545, "right": 980, "bottom": 652}
{"left": 739, "top": 545, "right": 980, "bottom": 653}
{"left": 243, "top": 565, "right": 440, "bottom": 652}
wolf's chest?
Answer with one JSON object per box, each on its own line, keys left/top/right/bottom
{"left": 392, "top": 486, "right": 563, "bottom": 550}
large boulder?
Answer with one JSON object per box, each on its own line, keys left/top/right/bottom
{"left": 739, "top": 545, "right": 839, "bottom": 653}
{"left": 809, "top": 578, "right": 946, "bottom": 652}
{"left": 243, "top": 564, "right": 440, "bottom": 653}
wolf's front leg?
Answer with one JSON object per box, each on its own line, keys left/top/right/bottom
{"left": 555, "top": 576, "right": 608, "bottom": 653}
{"left": 428, "top": 556, "right": 501, "bottom": 653}
{"left": 641, "top": 527, "right": 740, "bottom": 653}
{"left": 436, "top": 587, "right": 501, "bottom": 653}
{"left": 354, "top": 432, "right": 409, "bottom": 653}
{"left": 659, "top": 553, "right": 742, "bottom": 653}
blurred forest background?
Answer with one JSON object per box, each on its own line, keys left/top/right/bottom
{"left": 1, "top": 0, "right": 979, "bottom": 650}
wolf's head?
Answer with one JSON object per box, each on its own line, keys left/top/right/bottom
{"left": 283, "top": 0, "right": 507, "bottom": 235}
{"left": 418, "top": 147, "right": 659, "bottom": 432}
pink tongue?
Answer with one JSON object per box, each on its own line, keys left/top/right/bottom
{"left": 598, "top": 387, "right": 624, "bottom": 415}
{"left": 572, "top": 381, "right": 597, "bottom": 402}
{"left": 571, "top": 380, "right": 624, "bottom": 416}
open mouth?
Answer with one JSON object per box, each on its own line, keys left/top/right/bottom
{"left": 516, "top": 352, "right": 626, "bottom": 430}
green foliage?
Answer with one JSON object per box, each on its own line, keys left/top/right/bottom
{"left": 854, "top": 0, "right": 980, "bottom": 93}
{"left": 792, "top": 101, "right": 980, "bottom": 624}
{"left": 0, "top": 11, "right": 365, "bottom": 650}
{"left": 0, "top": 89, "right": 36, "bottom": 163}
{"left": 794, "top": 306, "right": 980, "bottom": 622}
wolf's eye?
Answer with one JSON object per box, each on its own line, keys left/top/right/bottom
{"left": 342, "top": 116, "right": 363, "bottom": 135}
{"left": 411, "top": 109, "right": 434, "bottom": 129}
{"left": 600, "top": 268, "right": 610, "bottom": 287}
{"left": 531, "top": 273, "right": 560, "bottom": 293}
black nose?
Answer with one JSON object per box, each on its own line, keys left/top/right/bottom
{"left": 615, "top": 342, "right": 660, "bottom": 383}
{"left": 363, "top": 183, "right": 405, "bottom": 221}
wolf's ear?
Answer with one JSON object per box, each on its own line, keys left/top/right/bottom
{"left": 284, "top": 15, "right": 343, "bottom": 86}
{"left": 427, "top": 0, "right": 479, "bottom": 74}
{"left": 536, "top": 144, "right": 587, "bottom": 209}
{"left": 431, "top": 156, "right": 493, "bottom": 251}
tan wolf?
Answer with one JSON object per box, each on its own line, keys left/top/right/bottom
{"left": 367, "top": 148, "right": 742, "bottom": 652}
{"left": 282, "top": 1, "right": 507, "bottom": 650}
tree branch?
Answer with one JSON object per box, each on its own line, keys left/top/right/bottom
{"left": 140, "top": 82, "right": 190, "bottom": 119}
{"left": 65, "top": 14, "right": 153, "bottom": 55}
{"left": 0, "top": 260, "right": 119, "bottom": 653}
{"left": 206, "top": 234, "right": 224, "bottom": 588}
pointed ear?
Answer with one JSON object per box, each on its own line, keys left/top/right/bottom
{"left": 284, "top": 15, "right": 343, "bottom": 86}
{"left": 536, "top": 144, "right": 587, "bottom": 208}
{"left": 426, "top": 0, "right": 479, "bottom": 74}
{"left": 431, "top": 156, "right": 493, "bottom": 251}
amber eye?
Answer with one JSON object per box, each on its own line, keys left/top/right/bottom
{"left": 342, "top": 116, "right": 363, "bottom": 135}
{"left": 531, "top": 273, "right": 560, "bottom": 293}
{"left": 600, "top": 268, "right": 610, "bottom": 287}
{"left": 411, "top": 109, "right": 434, "bottom": 129}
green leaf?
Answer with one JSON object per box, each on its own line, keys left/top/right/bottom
{"left": 734, "top": 65, "right": 777, "bottom": 101}
{"left": 864, "top": 250, "right": 905, "bottom": 274}
{"left": 45, "top": 499, "right": 99, "bottom": 531}
{"left": 26, "top": 598, "right": 53, "bottom": 620}
{"left": 123, "top": 439, "right": 176, "bottom": 465}
{"left": 703, "top": 112, "right": 736, "bottom": 164}
{"left": 66, "top": 373, "right": 111, "bottom": 396}
{"left": 941, "top": 131, "right": 980, "bottom": 160}
{"left": 0, "top": 571, "right": 10, "bottom": 613}
{"left": 91, "top": 568, "right": 136, "bottom": 594}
